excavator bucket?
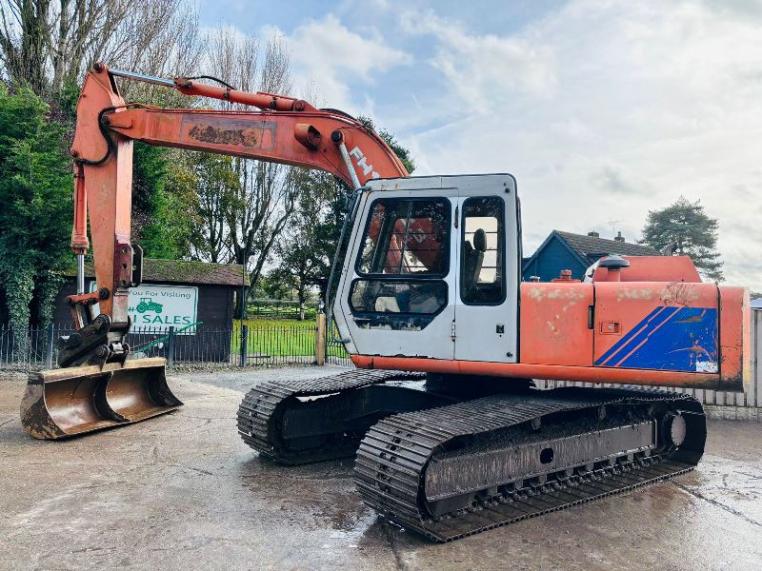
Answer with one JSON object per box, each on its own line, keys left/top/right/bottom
{"left": 20, "top": 357, "right": 182, "bottom": 440}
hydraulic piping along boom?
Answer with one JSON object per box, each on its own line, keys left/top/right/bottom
{"left": 109, "top": 67, "right": 319, "bottom": 112}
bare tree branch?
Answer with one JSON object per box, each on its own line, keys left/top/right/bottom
{"left": 197, "top": 29, "right": 296, "bottom": 300}
{"left": 0, "top": 0, "right": 202, "bottom": 98}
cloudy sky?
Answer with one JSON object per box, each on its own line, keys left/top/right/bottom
{"left": 197, "top": 0, "right": 762, "bottom": 289}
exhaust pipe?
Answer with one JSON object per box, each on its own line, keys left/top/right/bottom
{"left": 20, "top": 357, "right": 181, "bottom": 439}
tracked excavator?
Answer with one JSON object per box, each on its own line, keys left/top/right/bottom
{"left": 21, "top": 64, "right": 751, "bottom": 542}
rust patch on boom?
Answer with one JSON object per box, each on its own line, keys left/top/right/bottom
{"left": 189, "top": 125, "right": 259, "bottom": 146}
{"left": 186, "top": 119, "right": 277, "bottom": 150}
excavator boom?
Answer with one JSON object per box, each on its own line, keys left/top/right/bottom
{"left": 21, "top": 63, "right": 406, "bottom": 440}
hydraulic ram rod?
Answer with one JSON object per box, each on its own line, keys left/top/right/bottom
{"left": 109, "top": 68, "right": 175, "bottom": 88}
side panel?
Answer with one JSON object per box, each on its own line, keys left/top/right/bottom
{"left": 354, "top": 273, "right": 746, "bottom": 392}
{"left": 593, "top": 282, "right": 720, "bottom": 373}
{"left": 519, "top": 282, "right": 594, "bottom": 366}
{"left": 719, "top": 287, "right": 751, "bottom": 388}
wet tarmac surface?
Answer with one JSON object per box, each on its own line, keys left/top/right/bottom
{"left": 1, "top": 367, "right": 761, "bottom": 570}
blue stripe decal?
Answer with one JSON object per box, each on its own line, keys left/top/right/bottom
{"left": 596, "top": 306, "right": 678, "bottom": 365}
{"left": 596, "top": 307, "right": 718, "bottom": 373}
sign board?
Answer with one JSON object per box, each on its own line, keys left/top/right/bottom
{"left": 89, "top": 282, "right": 199, "bottom": 335}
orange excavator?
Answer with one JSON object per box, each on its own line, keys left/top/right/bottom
{"left": 21, "top": 64, "right": 751, "bottom": 541}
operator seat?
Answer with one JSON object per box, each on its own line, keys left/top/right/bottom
{"left": 463, "top": 228, "right": 487, "bottom": 297}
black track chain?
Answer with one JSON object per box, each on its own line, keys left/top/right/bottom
{"left": 237, "top": 369, "right": 426, "bottom": 464}
{"left": 355, "top": 387, "right": 704, "bottom": 542}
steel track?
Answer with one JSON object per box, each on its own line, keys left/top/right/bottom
{"left": 236, "top": 369, "right": 427, "bottom": 464}
{"left": 354, "top": 387, "right": 706, "bottom": 542}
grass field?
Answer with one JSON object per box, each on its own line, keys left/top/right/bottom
{"left": 231, "top": 319, "right": 348, "bottom": 359}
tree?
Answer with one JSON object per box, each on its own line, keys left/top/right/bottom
{"left": 0, "top": 85, "right": 71, "bottom": 340}
{"left": 187, "top": 151, "right": 240, "bottom": 263}
{"left": 641, "top": 196, "right": 723, "bottom": 281}
{"left": 137, "top": 146, "right": 200, "bottom": 260}
{"left": 271, "top": 169, "right": 336, "bottom": 319}
{"left": 0, "top": 0, "right": 206, "bottom": 333}
{"left": 0, "top": 0, "right": 203, "bottom": 99}
{"left": 357, "top": 115, "right": 415, "bottom": 173}
{"left": 254, "top": 270, "right": 295, "bottom": 301}
{"left": 203, "top": 29, "right": 297, "bottom": 304}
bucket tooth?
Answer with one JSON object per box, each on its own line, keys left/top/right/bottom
{"left": 20, "top": 357, "right": 182, "bottom": 440}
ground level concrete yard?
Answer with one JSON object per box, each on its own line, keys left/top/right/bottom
{"left": 1, "top": 367, "right": 761, "bottom": 570}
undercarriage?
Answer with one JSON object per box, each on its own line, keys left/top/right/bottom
{"left": 237, "top": 369, "right": 706, "bottom": 541}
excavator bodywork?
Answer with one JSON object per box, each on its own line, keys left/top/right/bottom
{"left": 239, "top": 173, "right": 749, "bottom": 540}
{"left": 333, "top": 174, "right": 749, "bottom": 391}
{"left": 22, "top": 63, "right": 752, "bottom": 542}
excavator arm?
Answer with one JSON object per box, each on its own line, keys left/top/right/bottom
{"left": 21, "top": 63, "right": 407, "bottom": 439}
{"left": 63, "top": 63, "right": 407, "bottom": 367}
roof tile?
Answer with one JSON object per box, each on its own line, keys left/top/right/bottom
{"left": 555, "top": 231, "right": 660, "bottom": 258}
{"left": 66, "top": 259, "right": 250, "bottom": 287}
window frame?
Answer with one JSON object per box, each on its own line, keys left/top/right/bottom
{"left": 354, "top": 196, "right": 452, "bottom": 280}
{"left": 459, "top": 195, "right": 507, "bottom": 307}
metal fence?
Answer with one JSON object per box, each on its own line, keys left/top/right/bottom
{"left": 0, "top": 318, "right": 351, "bottom": 370}
{"left": 327, "top": 319, "right": 350, "bottom": 366}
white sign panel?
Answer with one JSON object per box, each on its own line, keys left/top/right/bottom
{"left": 89, "top": 282, "right": 199, "bottom": 334}
{"left": 129, "top": 284, "right": 199, "bottom": 334}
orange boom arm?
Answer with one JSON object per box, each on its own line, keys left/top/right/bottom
{"left": 62, "top": 63, "right": 407, "bottom": 367}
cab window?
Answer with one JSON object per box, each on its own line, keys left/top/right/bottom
{"left": 461, "top": 196, "right": 505, "bottom": 305}
{"left": 351, "top": 197, "right": 450, "bottom": 329}
{"left": 357, "top": 198, "right": 450, "bottom": 276}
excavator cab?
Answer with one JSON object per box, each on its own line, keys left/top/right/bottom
{"left": 333, "top": 174, "right": 520, "bottom": 364}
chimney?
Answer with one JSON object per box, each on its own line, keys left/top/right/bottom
{"left": 614, "top": 231, "right": 625, "bottom": 243}
{"left": 587, "top": 231, "right": 600, "bottom": 238}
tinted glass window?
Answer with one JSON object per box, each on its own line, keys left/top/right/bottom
{"left": 358, "top": 198, "right": 450, "bottom": 276}
{"left": 461, "top": 196, "right": 505, "bottom": 305}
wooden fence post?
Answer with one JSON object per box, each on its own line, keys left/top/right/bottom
{"left": 315, "top": 313, "right": 326, "bottom": 366}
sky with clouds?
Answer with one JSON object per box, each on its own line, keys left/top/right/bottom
{"left": 197, "top": 0, "right": 762, "bottom": 289}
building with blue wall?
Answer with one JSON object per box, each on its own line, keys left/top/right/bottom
{"left": 522, "top": 230, "right": 659, "bottom": 282}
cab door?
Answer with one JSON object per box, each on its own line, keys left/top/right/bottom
{"left": 336, "top": 181, "right": 459, "bottom": 360}
{"left": 453, "top": 175, "right": 519, "bottom": 363}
